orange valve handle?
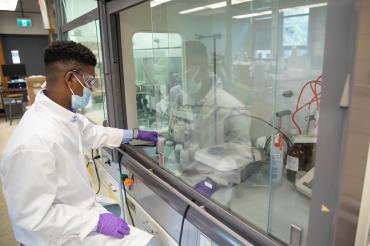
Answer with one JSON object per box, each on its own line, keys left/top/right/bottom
{"left": 124, "top": 178, "right": 134, "bottom": 188}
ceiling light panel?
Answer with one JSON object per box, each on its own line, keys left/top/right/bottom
{"left": 233, "top": 10, "right": 272, "bottom": 19}
{"left": 179, "top": 6, "right": 206, "bottom": 14}
{"left": 0, "top": 0, "right": 18, "bottom": 11}
{"left": 231, "top": 0, "right": 253, "bottom": 5}
{"left": 279, "top": 2, "right": 328, "bottom": 12}
{"left": 150, "top": 0, "right": 171, "bottom": 8}
{"left": 179, "top": 1, "right": 227, "bottom": 14}
{"left": 207, "top": 1, "right": 227, "bottom": 9}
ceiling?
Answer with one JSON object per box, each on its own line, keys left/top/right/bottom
{"left": 15, "top": 0, "right": 41, "bottom": 13}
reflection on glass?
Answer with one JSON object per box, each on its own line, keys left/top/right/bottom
{"left": 68, "top": 21, "right": 107, "bottom": 125}
{"left": 132, "top": 32, "right": 182, "bottom": 131}
{"left": 121, "top": 0, "right": 328, "bottom": 245}
{"left": 283, "top": 15, "right": 309, "bottom": 47}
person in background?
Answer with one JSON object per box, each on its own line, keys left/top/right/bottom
{"left": 0, "top": 41, "right": 157, "bottom": 246}
{"left": 181, "top": 41, "right": 251, "bottom": 207}
{"left": 183, "top": 40, "right": 250, "bottom": 148}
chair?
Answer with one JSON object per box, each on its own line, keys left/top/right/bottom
{"left": 3, "top": 94, "right": 24, "bottom": 125}
{"left": 0, "top": 86, "right": 4, "bottom": 117}
{"left": 26, "top": 75, "right": 46, "bottom": 105}
{"left": 3, "top": 93, "right": 24, "bottom": 125}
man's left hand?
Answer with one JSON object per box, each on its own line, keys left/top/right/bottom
{"left": 136, "top": 130, "right": 158, "bottom": 143}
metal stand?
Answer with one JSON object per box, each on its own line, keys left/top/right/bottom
{"left": 194, "top": 33, "right": 222, "bottom": 144}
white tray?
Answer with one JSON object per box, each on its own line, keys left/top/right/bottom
{"left": 194, "top": 143, "right": 261, "bottom": 171}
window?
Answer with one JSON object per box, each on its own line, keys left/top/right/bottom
{"left": 282, "top": 7, "right": 309, "bottom": 58}
{"left": 11, "top": 50, "right": 20, "bottom": 64}
{"left": 68, "top": 20, "right": 107, "bottom": 125}
{"left": 283, "top": 15, "right": 309, "bottom": 47}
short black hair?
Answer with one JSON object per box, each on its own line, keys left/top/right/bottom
{"left": 44, "top": 40, "right": 96, "bottom": 67}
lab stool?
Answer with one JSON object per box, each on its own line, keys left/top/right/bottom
{"left": 3, "top": 94, "right": 25, "bottom": 125}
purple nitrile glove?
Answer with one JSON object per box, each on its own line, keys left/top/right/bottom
{"left": 137, "top": 130, "right": 158, "bottom": 143}
{"left": 96, "top": 213, "right": 130, "bottom": 239}
{"left": 194, "top": 177, "right": 218, "bottom": 197}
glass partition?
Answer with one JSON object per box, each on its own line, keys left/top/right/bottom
{"left": 68, "top": 20, "right": 107, "bottom": 125}
{"left": 61, "top": 0, "right": 98, "bottom": 22}
{"left": 269, "top": 2, "right": 327, "bottom": 244}
{"left": 120, "top": 1, "right": 328, "bottom": 244}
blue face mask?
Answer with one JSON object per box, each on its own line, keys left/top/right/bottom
{"left": 187, "top": 79, "right": 202, "bottom": 94}
{"left": 68, "top": 74, "right": 92, "bottom": 110}
{"left": 186, "top": 67, "right": 202, "bottom": 95}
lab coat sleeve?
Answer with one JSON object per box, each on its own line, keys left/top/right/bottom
{"left": 78, "top": 114, "right": 132, "bottom": 149}
{"left": 224, "top": 112, "right": 251, "bottom": 144}
{"left": 1, "top": 149, "right": 99, "bottom": 241}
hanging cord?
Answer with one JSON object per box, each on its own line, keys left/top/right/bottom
{"left": 118, "top": 160, "right": 135, "bottom": 226}
{"left": 291, "top": 75, "right": 322, "bottom": 134}
{"left": 187, "top": 103, "right": 294, "bottom": 148}
{"left": 91, "top": 150, "right": 101, "bottom": 194}
{"left": 20, "top": 0, "right": 24, "bottom": 18}
{"left": 179, "top": 204, "right": 191, "bottom": 246}
{"left": 226, "top": 113, "right": 293, "bottom": 148}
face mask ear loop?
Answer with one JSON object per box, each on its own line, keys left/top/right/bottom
{"left": 68, "top": 85, "right": 75, "bottom": 95}
{"left": 65, "top": 72, "right": 75, "bottom": 95}
{"left": 73, "top": 73, "right": 88, "bottom": 89}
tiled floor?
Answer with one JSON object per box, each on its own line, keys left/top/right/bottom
{"left": 0, "top": 117, "right": 20, "bottom": 246}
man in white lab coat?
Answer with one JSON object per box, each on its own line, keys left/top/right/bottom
{"left": 0, "top": 41, "right": 156, "bottom": 246}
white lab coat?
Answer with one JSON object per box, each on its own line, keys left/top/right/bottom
{"left": 0, "top": 91, "right": 152, "bottom": 246}
{"left": 191, "top": 87, "right": 251, "bottom": 148}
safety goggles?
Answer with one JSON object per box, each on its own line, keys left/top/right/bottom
{"left": 71, "top": 70, "right": 98, "bottom": 89}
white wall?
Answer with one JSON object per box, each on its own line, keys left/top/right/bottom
{"left": 0, "top": 12, "right": 48, "bottom": 35}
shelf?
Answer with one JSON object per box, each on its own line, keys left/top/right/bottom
{"left": 294, "top": 135, "right": 317, "bottom": 144}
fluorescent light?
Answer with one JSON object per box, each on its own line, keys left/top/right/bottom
{"left": 233, "top": 10, "right": 272, "bottom": 19}
{"left": 279, "top": 2, "right": 328, "bottom": 12}
{"left": 179, "top": 1, "right": 227, "bottom": 14}
{"left": 207, "top": 1, "right": 227, "bottom": 9}
{"left": 180, "top": 6, "right": 206, "bottom": 14}
{"left": 150, "top": 0, "right": 171, "bottom": 8}
{"left": 11, "top": 50, "right": 20, "bottom": 64}
{"left": 0, "top": 0, "right": 18, "bottom": 11}
{"left": 231, "top": 0, "right": 253, "bottom": 5}
{"left": 232, "top": 2, "right": 326, "bottom": 19}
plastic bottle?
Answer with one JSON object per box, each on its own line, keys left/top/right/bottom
{"left": 156, "top": 137, "right": 165, "bottom": 154}
{"left": 271, "top": 133, "right": 284, "bottom": 183}
{"left": 165, "top": 140, "right": 174, "bottom": 158}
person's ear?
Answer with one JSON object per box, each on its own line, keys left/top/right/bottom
{"left": 65, "top": 71, "right": 73, "bottom": 88}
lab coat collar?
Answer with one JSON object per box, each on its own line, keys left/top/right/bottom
{"left": 34, "top": 90, "right": 77, "bottom": 122}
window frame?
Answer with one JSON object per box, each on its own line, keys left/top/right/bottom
{"left": 99, "top": 0, "right": 360, "bottom": 245}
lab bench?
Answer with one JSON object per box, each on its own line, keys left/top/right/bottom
{"left": 117, "top": 144, "right": 283, "bottom": 245}
{"left": 122, "top": 144, "right": 311, "bottom": 245}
